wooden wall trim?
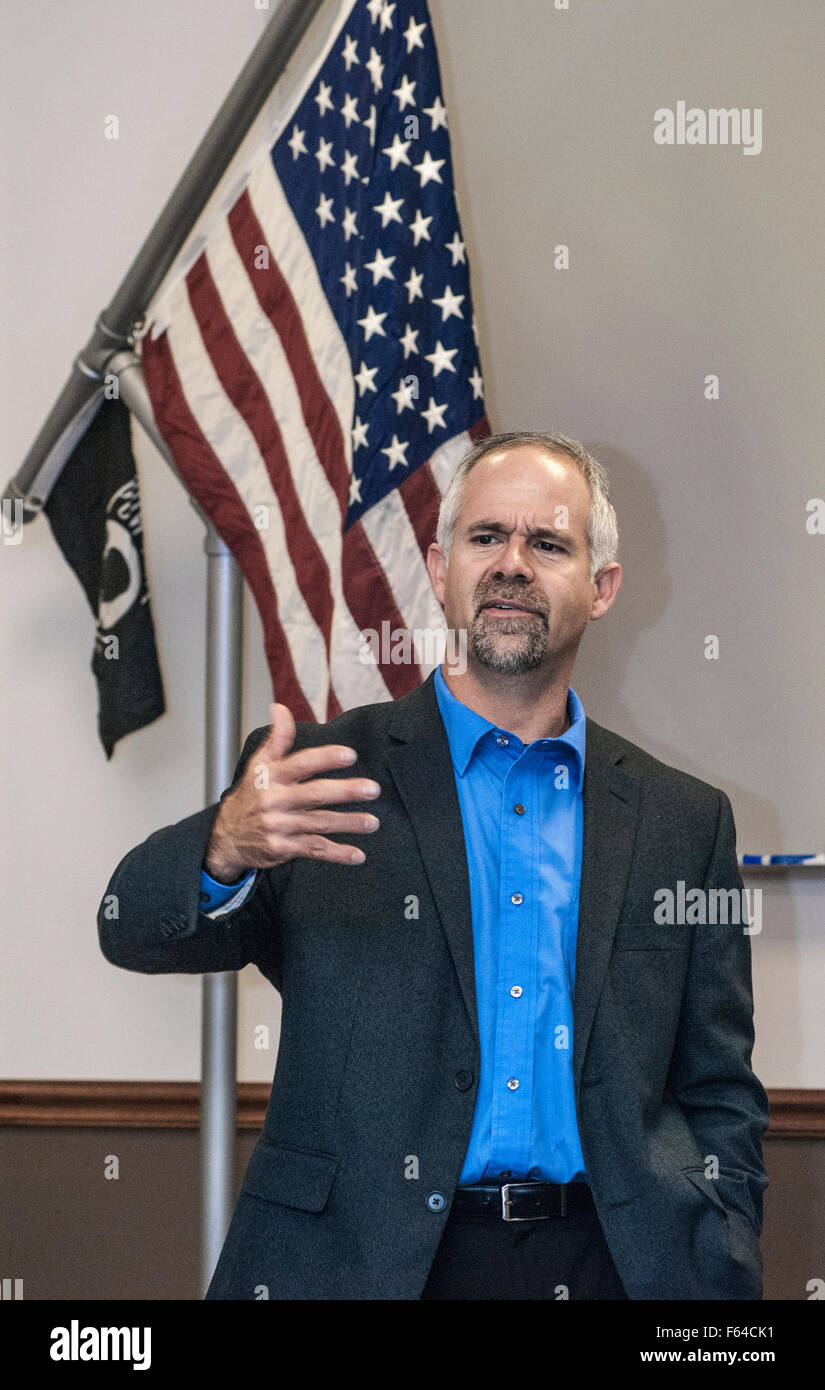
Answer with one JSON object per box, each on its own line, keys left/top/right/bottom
{"left": 0, "top": 1081, "right": 823, "bottom": 1137}
{"left": 0, "top": 1081, "right": 270, "bottom": 1130}
{"left": 763, "top": 1089, "right": 825, "bottom": 1139}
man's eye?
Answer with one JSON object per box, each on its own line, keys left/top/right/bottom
{"left": 471, "top": 535, "right": 564, "bottom": 553}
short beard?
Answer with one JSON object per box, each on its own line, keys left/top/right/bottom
{"left": 471, "top": 612, "right": 548, "bottom": 673}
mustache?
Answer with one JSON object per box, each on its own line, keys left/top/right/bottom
{"left": 476, "top": 591, "right": 548, "bottom": 615}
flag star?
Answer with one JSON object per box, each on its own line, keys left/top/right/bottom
{"left": 379, "top": 2, "right": 397, "bottom": 33}
{"left": 364, "top": 248, "right": 396, "bottom": 285}
{"left": 445, "top": 231, "right": 467, "bottom": 265}
{"left": 472, "top": 312, "right": 479, "bottom": 346}
{"left": 366, "top": 47, "right": 384, "bottom": 92}
{"left": 405, "top": 266, "right": 424, "bottom": 302}
{"left": 399, "top": 322, "right": 420, "bottom": 358}
{"left": 340, "top": 149, "right": 360, "bottom": 185}
{"left": 382, "top": 134, "right": 412, "bottom": 170}
{"left": 421, "top": 396, "right": 448, "bottom": 433}
{"left": 408, "top": 208, "right": 433, "bottom": 245}
{"left": 391, "top": 379, "right": 417, "bottom": 414}
{"left": 392, "top": 75, "right": 417, "bottom": 111}
{"left": 425, "top": 340, "right": 459, "bottom": 376}
{"left": 358, "top": 304, "right": 388, "bottom": 340}
{"left": 340, "top": 262, "right": 358, "bottom": 296}
{"left": 340, "top": 93, "right": 360, "bottom": 128}
{"left": 433, "top": 284, "right": 465, "bottom": 321}
{"left": 413, "top": 150, "right": 445, "bottom": 187}
{"left": 315, "top": 137, "right": 336, "bottom": 173}
{"left": 287, "top": 125, "right": 307, "bottom": 160}
{"left": 352, "top": 415, "right": 369, "bottom": 450}
{"left": 373, "top": 191, "right": 404, "bottom": 227}
{"left": 354, "top": 361, "right": 379, "bottom": 395}
{"left": 316, "top": 193, "right": 335, "bottom": 227}
{"left": 404, "top": 15, "right": 427, "bottom": 53}
{"left": 342, "top": 207, "right": 359, "bottom": 241}
{"left": 381, "top": 434, "right": 410, "bottom": 470}
{"left": 364, "top": 103, "right": 377, "bottom": 145}
{"left": 469, "top": 365, "right": 484, "bottom": 399}
{"left": 341, "top": 34, "right": 360, "bottom": 70}
{"left": 349, "top": 474, "right": 363, "bottom": 506}
{"left": 315, "top": 81, "right": 334, "bottom": 117}
{"left": 367, "top": 0, "right": 384, "bottom": 21}
{"left": 424, "top": 94, "right": 448, "bottom": 131}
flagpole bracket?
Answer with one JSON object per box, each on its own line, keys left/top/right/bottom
{"left": 3, "top": 475, "right": 44, "bottom": 520}
{"left": 202, "top": 522, "right": 233, "bottom": 560}
{"left": 95, "top": 312, "right": 134, "bottom": 347}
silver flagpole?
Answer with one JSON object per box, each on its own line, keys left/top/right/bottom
{"left": 200, "top": 531, "right": 245, "bottom": 1293}
{"left": 110, "top": 351, "right": 244, "bottom": 1292}
{"left": 3, "top": 0, "right": 328, "bottom": 1295}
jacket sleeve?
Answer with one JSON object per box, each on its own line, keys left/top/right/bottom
{"left": 97, "top": 725, "right": 286, "bottom": 988}
{"left": 666, "top": 789, "right": 770, "bottom": 1240}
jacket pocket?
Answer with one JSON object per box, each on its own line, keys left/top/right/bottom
{"left": 681, "top": 1165, "right": 728, "bottom": 1214}
{"left": 240, "top": 1137, "right": 341, "bottom": 1213}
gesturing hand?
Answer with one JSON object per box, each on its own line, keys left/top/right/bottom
{"left": 203, "top": 702, "right": 380, "bottom": 881}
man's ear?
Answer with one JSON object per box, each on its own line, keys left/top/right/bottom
{"left": 426, "top": 542, "right": 447, "bottom": 606}
{"left": 590, "top": 562, "right": 622, "bottom": 620}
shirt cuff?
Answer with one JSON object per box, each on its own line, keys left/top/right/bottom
{"left": 199, "top": 867, "right": 257, "bottom": 919}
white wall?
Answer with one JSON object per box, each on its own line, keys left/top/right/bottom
{"left": 2, "top": 0, "right": 822, "bottom": 1086}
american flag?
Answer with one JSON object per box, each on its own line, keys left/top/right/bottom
{"left": 141, "top": 0, "right": 489, "bottom": 721}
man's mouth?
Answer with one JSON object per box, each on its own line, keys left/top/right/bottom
{"left": 481, "top": 601, "right": 538, "bottom": 615}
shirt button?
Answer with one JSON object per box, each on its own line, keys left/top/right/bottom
{"left": 496, "top": 734, "right": 509, "bottom": 746}
{"left": 507, "top": 1078, "right": 519, "bottom": 1091}
{"left": 199, "top": 892, "right": 210, "bottom": 904}
{"left": 511, "top": 892, "right": 523, "bottom": 905}
{"left": 426, "top": 1192, "right": 446, "bottom": 1212}
{"left": 510, "top": 985, "right": 523, "bottom": 998}
{"left": 513, "top": 803, "right": 526, "bottom": 815}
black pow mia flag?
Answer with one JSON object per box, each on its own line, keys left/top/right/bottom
{"left": 44, "top": 394, "right": 165, "bottom": 757}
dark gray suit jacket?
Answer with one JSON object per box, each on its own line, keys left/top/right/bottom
{"left": 98, "top": 669, "right": 770, "bottom": 1300}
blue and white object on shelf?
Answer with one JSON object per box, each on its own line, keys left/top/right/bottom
{"left": 739, "top": 854, "right": 825, "bottom": 866}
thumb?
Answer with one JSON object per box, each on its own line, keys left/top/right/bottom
{"left": 260, "top": 701, "right": 296, "bottom": 764}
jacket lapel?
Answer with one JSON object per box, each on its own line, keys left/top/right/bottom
{"left": 572, "top": 719, "right": 640, "bottom": 1094}
{"left": 385, "top": 671, "right": 479, "bottom": 1042}
{"left": 383, "top": 673, "right": 642, "bottom": 1093}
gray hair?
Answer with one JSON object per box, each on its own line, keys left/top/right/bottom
{"left": 436, "top": 431, "right": 618, "bottom": 581}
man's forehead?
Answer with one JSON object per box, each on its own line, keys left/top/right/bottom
{"left": 468, "top": 447, "right": 585, "bottom": 490}
{"left": 460, "top": 449, "right": 590, "bottom": 526}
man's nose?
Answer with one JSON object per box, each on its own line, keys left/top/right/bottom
{"left": 492, "top": 537, "right": 534, "bottom": 576}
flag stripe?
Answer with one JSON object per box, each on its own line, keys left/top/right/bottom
{"left": 143, "top": 308, "right": 317, "bottom": 722}
{"left": 246, "top": 153, "right": 355, "bottom": 458}
{"left": 228, "top": 188, "right": 351, "bottom": 514}
{"left": 185, "top": 248, "right": 344, "bottom": 719}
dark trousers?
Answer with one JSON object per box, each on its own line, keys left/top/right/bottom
{"left": 420, "top": 1204, "right": 629, "bottom": 1300}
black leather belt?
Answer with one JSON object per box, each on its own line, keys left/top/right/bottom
{"left": 452, "top": 1180, "right": 595, "bottom": 1220}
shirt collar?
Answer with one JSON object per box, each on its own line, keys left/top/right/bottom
{"left": 433, "top": 662, "right": 586, "bottom": 782}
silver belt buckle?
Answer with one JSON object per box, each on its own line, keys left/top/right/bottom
{"left": 500, "top": 1181, "right": 556, "bottom": 1221}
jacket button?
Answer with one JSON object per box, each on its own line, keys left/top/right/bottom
{"left": 426, "top": 1192, "right": 446, "bottom": 1212}
{"left": 454, "top": 1070, "right": 474, "bottom": 1091}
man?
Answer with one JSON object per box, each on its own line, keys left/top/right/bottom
{"left": 98, "top": 430, "right": 770, "bottom": 1300}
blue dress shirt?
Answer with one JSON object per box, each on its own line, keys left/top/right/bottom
{"left": 199, "top": 867, "right": 256, "bottom": 914}
{"left": 433, "top": 662, "right": 589, "bottom": 1186}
